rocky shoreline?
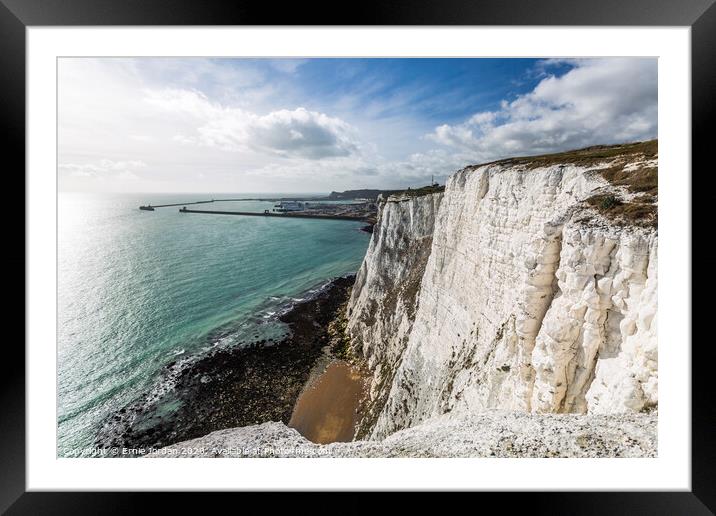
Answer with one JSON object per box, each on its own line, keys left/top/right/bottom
{"left": 95, "top": 274, "right": 356, "bottom": 455}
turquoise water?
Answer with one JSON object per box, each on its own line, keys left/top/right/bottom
{"left": 58, "top": 193, "right": 370, "bottom": 456}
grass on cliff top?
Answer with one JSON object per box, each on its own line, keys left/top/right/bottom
{"left": 480, "top": 139, "right": 658, "bottom": 227}
{"left": 599, "top": 162, "right": 657, "bottom": 196}
{"left": 482, "top": 139, "right": 657, "bottom": 170}
{"left": 585, "top": 194, "right": 657, "bottom": 228}
{"left": 491, "top": 139, "right": 658, "bottom": 194}
{"left": 387, "top": 184, "right": 446, "bottom": 200}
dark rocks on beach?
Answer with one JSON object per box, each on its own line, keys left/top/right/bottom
{"left": 95, "top": 274, "right": 356, "bottom": 454}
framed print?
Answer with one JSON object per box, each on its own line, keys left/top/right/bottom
{"left": 6, "top": 0, "right": 714, "bottom": 511}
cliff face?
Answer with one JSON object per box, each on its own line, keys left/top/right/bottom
{"left": 347, "top": 143, "right": 658, "bottom": 438}
{"left": 346, "top": 193, "right": 443, "bottom": 436}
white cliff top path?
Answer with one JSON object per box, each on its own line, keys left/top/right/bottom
{"left": 148, "top": 411, "right": 656, "bottom": 458}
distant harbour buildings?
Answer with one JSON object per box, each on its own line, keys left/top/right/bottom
{"left": 274, "top": 201, "right": 305, "bottom": 213}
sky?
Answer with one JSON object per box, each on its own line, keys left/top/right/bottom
{"left": 58, "top": 57, "right": 657, "bottom": 194}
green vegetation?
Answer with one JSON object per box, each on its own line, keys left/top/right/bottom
{"left": 327, "top": 302, "right": 351, "bottom": 359}
{"left": 483, "top": 139, "right": 657, "bottom": 170}
{"left": 327, "top": 189, "right": 400, "bottom": 201}
{"left": 596, "top": 194, "right": 621, "bottom": 210}
{"left": 599, "top": 163, "right": 657, "bottom": 195}
{"left": 586, "top": 194, "right": 657, "bottom": 227}
{"left": 475, "top": 139, "right": 658, "bottom": 228}
{"left": 389, "top": 184, "right": 446, "bottom": 199}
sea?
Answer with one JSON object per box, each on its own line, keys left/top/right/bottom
{"left": 57, "top": 192, "right": 371, "bottom": 457}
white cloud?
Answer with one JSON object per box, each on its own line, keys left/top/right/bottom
{"left": 268, "top": 59, "right": 308, "bottom": 74}
{"left": 146, "top": 89, "right": 360, "bottom": 159}
{"left": 59, "top": 159, "right": 147, "bottom": 178}
{"left": 58, "top": 159, "right": 151, "bottom": 191}
{"left": 427, "top": 58, "right": 657, "bottom": 161}
{"left": 244, "top": 108, "right": 359, "bottom": 159}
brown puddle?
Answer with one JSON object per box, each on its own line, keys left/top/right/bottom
{"left": 288, "top": 361, "right": 366, "bottom": 444}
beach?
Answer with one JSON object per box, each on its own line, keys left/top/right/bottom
{"left": 95, "top": 274, "right": 357, "bottom": 454}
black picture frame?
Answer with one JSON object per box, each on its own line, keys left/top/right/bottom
{"left": 4, "top": 0, "right": 713, "bottom": 512}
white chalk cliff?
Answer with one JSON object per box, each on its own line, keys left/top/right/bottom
{"left": 347, "top": 143, "right": 658, "bottom": 440}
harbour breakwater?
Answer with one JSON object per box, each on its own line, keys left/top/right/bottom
{"left": 178, "top": 207, "right": 368, "bottom": 222}
{"left": 139, "top": 199, "right": 215, "bottom": 210}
